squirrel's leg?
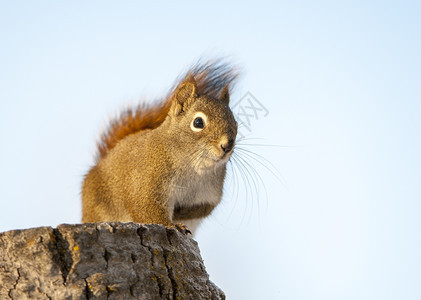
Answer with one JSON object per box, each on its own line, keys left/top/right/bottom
{"left": 172, "top": 223, "right": 192, "bottom": 235}
{"left": 130, "top": 201, "right": 192, "bottom": 235}
{"left": 131, "top": 201, "right": 171, "bottom": 226}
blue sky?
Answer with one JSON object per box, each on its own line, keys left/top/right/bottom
{"left": 1, "top": 1, "right": 420, "bottom": 299}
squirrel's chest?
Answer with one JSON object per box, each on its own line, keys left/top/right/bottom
{"left": 168, "top": 174, "right": 223, "bottom": 209}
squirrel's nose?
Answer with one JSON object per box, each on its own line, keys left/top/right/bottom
{"left": 221, "top": 138, "right": 234, "bottom": 153}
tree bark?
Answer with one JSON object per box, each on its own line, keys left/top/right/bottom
{"left": 0, "top": 223, "right": 225, "bottom": 300}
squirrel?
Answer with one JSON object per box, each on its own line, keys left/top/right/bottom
{"left": 82, "top": 60, "right": 239, "bottom": 234}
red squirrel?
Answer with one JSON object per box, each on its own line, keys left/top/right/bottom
{"left": 82, "top": 60, "right": 239, "bottom": 234}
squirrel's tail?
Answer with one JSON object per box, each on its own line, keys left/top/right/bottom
{"left": 96, "top": 97, "right": 171, "bottom": 160}
{"left": 96, "top": 58, "right": 239, "bottom": 160}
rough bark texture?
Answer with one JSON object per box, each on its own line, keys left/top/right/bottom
{"left": 0, "top": 223, "right": 225, "bottom": 300}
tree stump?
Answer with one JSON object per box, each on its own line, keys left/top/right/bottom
{"left": 0, "top": 223, "right": 225, "bottom": 299}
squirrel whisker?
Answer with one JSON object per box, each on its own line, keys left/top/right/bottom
{"left": 82, "top": 59, "right": 240, "bottom": 234}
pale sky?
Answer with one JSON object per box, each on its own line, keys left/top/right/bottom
{"left": 1, "top": 1, "right": 420, "bottom": 299}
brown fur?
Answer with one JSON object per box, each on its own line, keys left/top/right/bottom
{"left": 97, "top": 59, "right": 239, "bottom": 161}
{"left": 173, "top": 203, "right": 216, "bottom": 221}
{"left": 82, "top": 59, "right": 239, "bottom": 233}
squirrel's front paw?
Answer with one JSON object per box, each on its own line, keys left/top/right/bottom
{"left": 172, "top": 223, "right": 192, "bottom": 235}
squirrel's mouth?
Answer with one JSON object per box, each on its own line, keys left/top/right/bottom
{"left": 193, "top": 151, "right": 232, "bottom": 175}
{"left": 213, "top": 151, "right": 233, "bottom": 163}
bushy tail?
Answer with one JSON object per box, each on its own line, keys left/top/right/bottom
{"left": 96, "top": 58, "right": 239, "bottom": 160}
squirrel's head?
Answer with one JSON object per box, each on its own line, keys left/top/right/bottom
{"left": 167, "top": 79, "right": 238, "bottom": 174}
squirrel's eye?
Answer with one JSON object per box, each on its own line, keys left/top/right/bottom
{"left": 193, "top": 117, "right": 204, "bottom": 129}
{"left": 191, "top": 112, "right": 207, "bottom": 132}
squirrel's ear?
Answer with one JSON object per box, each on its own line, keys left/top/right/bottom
{"left": 175, "top": 80, "right": 197, "bottom": 104}
{"left": 171, "top": 80, "right": 197, "bottom": 116}
{"left": 219, "top": 85, "right": 230, "bottom": 104}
